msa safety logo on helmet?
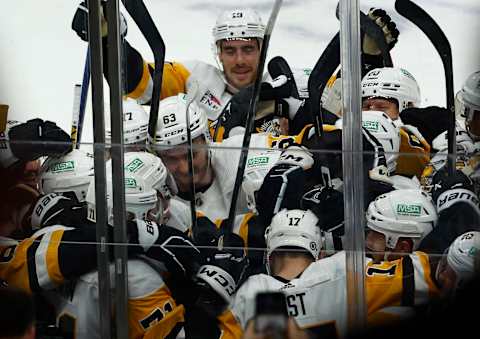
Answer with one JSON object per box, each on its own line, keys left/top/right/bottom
{"left": 125, "top": 178, "right": 137, "bottom": 188}
{"left": 247, "top": 156, "right": 269, "bottom": 167}
{"left": 125, "top": 158, "right": 145, "bottom": 173}
{"left": 396, "top": 204, "right": 422, "bottom": 216}
{"left": 362, "top": 120, "right": 379, "bottom": 132}
{"left": 50, "top": 161, "right": 75, "bottom": 173}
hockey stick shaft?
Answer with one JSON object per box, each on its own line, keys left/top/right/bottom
{"left": 308, "top": 32, "right": 340, "bottom": 138}
{"left": 394, "top": 0, "right": 455, "bottom": 174}
{"left": 226, "top": 0, "right": 283, "bottom": 233}
{"left": 121, "top": 0, "right": 165, "bottom": 143}
{"left": 185, "top": 83, "right": 199, "bottom": 231}
{"left": 77, "top": 47, "right": 91, "bottom": 148}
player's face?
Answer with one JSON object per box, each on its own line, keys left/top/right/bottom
{"left": 362, "top": 97, "right": 400, "bottom": 120}
{"left": 158, "top": 137, "right": 212, "bottom": 193}
{"left": 219, "top": 39, "right": 261, "bottom": 90}
{"left": 435, "top": 258, "right": 458, "bottom": 298}
{"left": 365, "top": 229, "right": 388, "bottom": 262}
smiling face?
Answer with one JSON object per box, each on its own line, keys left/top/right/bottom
{"left": 218, "top": 39, "right": 261, "bottom": 90}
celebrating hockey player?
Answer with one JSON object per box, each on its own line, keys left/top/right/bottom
{"left": 71, "top": 3, "right": 399, "bottom": 140}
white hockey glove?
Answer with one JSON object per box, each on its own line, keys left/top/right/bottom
{"left": 72, "top": 1, "right": 127, "bottom": 42}
{"left": 363, "top": 8, "right": 399, "bottom": 55}
{"left": 277, "top": 145, "right": 314, "bottom": 170}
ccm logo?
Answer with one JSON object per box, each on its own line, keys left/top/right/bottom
{"left": 164, "top": 129, "right": 184, "bottom": 137}
{"left": 198, "top": 266, "right": 235, "bottom": 296}
{"left": 362, "top": 82, "right": 379, "bottom": 87}
{"left": 438, "top": 191, "right": 479, "bottom": 208}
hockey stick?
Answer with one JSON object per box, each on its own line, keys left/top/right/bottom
{"left": 394, "top": 0, "right": 455, "bottom": 174}
{"left": 121, "top": 0, "right": 165, "bottom": 143}
{"left": 225, "top": 0, "right": 283, "bottom": 233}
{"left": 185, "top": 82, "right": 199, "bottom": 231}
{"left": 308, "top": 32, "right": 340, "bottom": 138}
{"left": 71, "top": 48, "right": 91, "bottom": 149}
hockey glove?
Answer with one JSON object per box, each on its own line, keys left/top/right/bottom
{"left": 195, "top": 233, "right": 248, "bottom": 317}
{"left": 363, "top": 8, "right": 399, "bottom": 55}
{"left": 432, "top": 168, "right": 480, "bottom": 214}
{"left": 30, "top": 193, "right": 88, "bottom": 230}
{"left": 256, "top": 163, "right": 306, "bottom": 226}
{"left": 277, "top": 144, "right": 314, "bottom": 170}
{"left": 301, "top": 185, "right": 345, "bottom": 252}
{"left": 8, "top": 119, "right": 72, "bottom": 162}
{"left": 400, "top": 106, "right": 451, "bottom": 146}
{"left": 72, "top": 1, "right": 127, "bottom": 42}
{"left": 133, "top": 221, "right": 202, "bottom": 279}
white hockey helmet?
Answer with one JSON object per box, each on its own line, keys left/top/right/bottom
{"left": 86, "top": 153, "right": 162, "bottom": 224}
{"left": 105, "top": 98, "right": 149, "bottom": 145}
{"left": 361, "top": 110, "right": 400, "bottom": 174}
{"left": 265, "top": 209, "right": 321, "bottom": 269}
{"left": 366, "top": 189, "right": 437, "bottom": 250}
{"left": 455, "top": 71, "right": 480, "bottom": 140}
{"left": 149, "top": 94, "right": 210, "bottom": 151}
{"left": 440, "top": 231, "right": 480, "bottom": 287}
{"left": 242, "top": 150, "right": 281, "bottom": 214}
{"left": 40, "top": 149, "right": 94, "bottom": 202}
{"left": 212, "top": 8, "right": 265, "bottom": 44}
{"left": 362, "top": 67, "right": 421, "bottom": 113}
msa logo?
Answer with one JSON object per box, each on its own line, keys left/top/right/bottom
{"left": 125, "top": 158, "right": 144, "bottom": 173}
{"left": 247, "top": 156, "right": 269, "bottom": 167}
{"left": 396, "top": 204, "right": 421, "bottom": 216}
{"left": 400, "top": 68, "right": 416, "bottom": 81}
{"left": 303, "top": 68, "right": 312, "bottom": 76}
{"left": 362, "top": 120, "right": 379, "bottom": 132}
{"left": 51, "top": 161, "right": 75, "bottom": 173}
{"left": 124, "top": 178, "right": 137, "bottom": 188}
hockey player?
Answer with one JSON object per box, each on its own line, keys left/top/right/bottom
{"left": 71, "top": 3, "right": 398, "bottom": 140}
{"left": 361, "top": 67, "right": 433, "bottom": 179}
{"left": 435, "top": 231, "right": 480, "bottom": 299}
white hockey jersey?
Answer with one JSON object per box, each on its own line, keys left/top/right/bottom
{"left": 228, "top": 251, "right": 348, "bottom": 337}
{"left": 45, "top": 259, "right": 184, "bottom": 339}
{"left": 173, "top": 133, "right": 285, "bottom": 224}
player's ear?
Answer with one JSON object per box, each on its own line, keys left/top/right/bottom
{"left": 396, "top": 238, "right": 413, "bottom": 254}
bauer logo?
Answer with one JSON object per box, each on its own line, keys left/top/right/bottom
{"left": 126, "top": 158, "right": 144, "bottom": 173}
{"left": 247, "top": 156, "right": 269, "bottom": 167}
{"left": 362, "top": 120, "right": 379, "bottom": 132}
{"left": 124, "top": 178, "right": 137, "bottom": 188}
{"left": 396, "top": 204, "right": 422, "bottom": 216}
{"left": 51, "top": 161, "right": 75, "bottom": 173}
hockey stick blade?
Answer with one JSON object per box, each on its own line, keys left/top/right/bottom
{"left": 121, "top": 0, "right": 165, "bottom": 143}
{"left": 335, "top": 3, "right": 393, "bottom": 67}
{"left": 225, "top": 0, "right": 283, "bottom": 233}
{"left": 394, "top": 0, "right": 455, "bottom": 174}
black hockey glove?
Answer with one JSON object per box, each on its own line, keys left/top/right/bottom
{"left": 30, "top": 193, "right": 88, "bottom": 230}
{"left": 400, "top": 106, "right": 450, "bottom": 146}
{"left": 301, "top": 185, "right": 345, "bottom": 251}
{"left": 195, "top": 233, "right": 248, "bottom": 317}
{"left": 8, "top": 119, "right": 72, "bottom": 162}
{"left": 363, "top": 8, "right": 399, "bottom": 54}
{"left": 131, "top": 220, "right": 202, "bottom": 279}
{"left": 72, "top": 0, "right": 127, "bottom": 42}
{"left": 431, "top": 168, "right": 479, "bottom": 213}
